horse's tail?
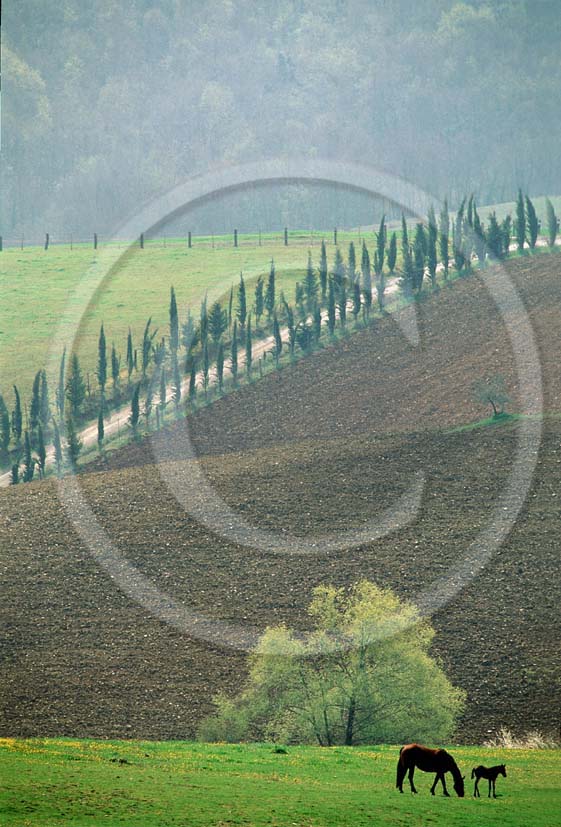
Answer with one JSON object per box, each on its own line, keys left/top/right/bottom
{"left": 396, "top": 748, "right": 406, "bottom": 789}
{"left": 471, "top": 768, "right": 476, "bottom": 779}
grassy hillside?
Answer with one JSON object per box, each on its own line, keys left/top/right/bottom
{"left": 0, "top": 230, "right": 365, "bottom": 396}
{"left": 1, "top": 254, "right": 560, "bottom": 744}
{"left": 1, "top": 739, "right": 559, "bottom": 827}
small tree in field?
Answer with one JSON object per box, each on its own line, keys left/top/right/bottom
{"left": 66, "top": 416, "right": 82, "bottom": 466}
{"left": 387, "top": 232, "right": 397, "bottom": 275}
{"left": 265, "top": 260, "right": 276, "bottom": 318}
{"left": 319, "top": 241, "right": 328, "bottom": 300}
{"left": 545, "top": 198, "right": 559, "bottom": 248}
{"left": 439, "top": 199, "right": 450, "bottom": 280}
{"left": 198, "top": 581, "right": 466, "bottom": 746}
{"left": 473, "top": 375, "right": 510, "bottom": 418}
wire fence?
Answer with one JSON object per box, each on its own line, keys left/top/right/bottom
{"left": 0, "top": 225, "right": 386, "bottom": 253}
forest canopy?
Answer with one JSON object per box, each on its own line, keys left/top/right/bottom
{"left": 3, "top": 0, "right": 561, "bottom": 236}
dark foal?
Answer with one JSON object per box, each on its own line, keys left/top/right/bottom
{"left": 397, "top": 744, "right": 465, "bottom": 797}
{"left": 472, "top": 764, "right": 507, "bottom": 798}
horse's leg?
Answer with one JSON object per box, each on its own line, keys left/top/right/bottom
{"left": 488, "top": 778, "right": 492, "bottom": 798}
{"left": 474, "top": 776, "right": 480, "bottom": 797}
{"left": 408, "top": 766, "right": 418, "bottom": 794}
{"left": 396, "top": 760, "right": 406, "bottom": 793}
{"left": 430, "top": 773, "right": 439, "bottom": 795}
{"left": 492, "top": 777, "right": 497, "bottom": 798}
{"left": 441, "top": 773, "right": 450, "bottom": 797}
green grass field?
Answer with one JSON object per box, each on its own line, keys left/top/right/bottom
{"left": 0, "top": 230, "right": 369, "bottom": 398}
{"left": 0, "top": 739, "right": 558, "bottom": 827}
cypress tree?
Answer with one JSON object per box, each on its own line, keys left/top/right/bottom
{"left": 352, "top": 280, "right": 362, "bottom": 321}
{"left": 97, "top": 407, "right": 104, "bottom": 449}
{"left": 159, "top": 366, "right": 167, "bottom": 415}
{"left": 65, "top": 354, "right": 86, "bottom": 417}
{"left": 347, "top": 242, "right": 356, "bottom": 284}
{"left": 39, "top": 370, "right": 49, "bottom": 432}
{"left": 374, "top": 251, "right": 385, "bottom": 310}
{"left": 473, "top": 204, "right": 486, "bottom": 267}
{"left": 97, "top": 323, "right": 107, "bottom": 395}
{"left": 11, "top": 462, "right": 19, "bottom": 485}
{"left": 188, "top": 359, "right": 197, "bottom": 401}
{"left": 361, "top": 242, "right": 372, "bottom": 317}
{"left": 401, "top": 214, "right": 409, "bottom": 258}
{"left": 208, "top": 301, "right": 227, "bottom": 343}
{"left": 265, "top": 260, "right": 276, "bottom": 318}
{"left": 245, "top": 315, "right": 253, "bottom": 378}
{"left": 486, "top": 212, "right": 504, "bottom": 260}
{"left": 169, "top": 286, "right": 179, "bottom": 353}
{"left": 129, "top": 383, "right": 141, "bottom": 434}
{"left": 516, "top": 189, "right": 526, "bottom": 252}
{"left": 66, "top": 416, "right": 82, "bottom": 465}
{"left": 0, "top": 394, "right": 11, "bottom": 455}
{"left": 56, "top": 347, "right": 66, "bottom": 417}
{"left": 199, "top": 296, "right": 208, "bottom": 346}
{"left": 53, "top": 420, "right": 63, "bottom": 475}
{"left": 332, "top": 247, "right": 345, "bottom": 289}
{"left": 453, "top": 198, "right": 466, "bottom": 272}
{"left": 413, "top": 223, "right": 426, "bottom": 292}
{"left": 337, "top": 281, "right": 347, "bottom": 327}
{"left": 545, "top": 198, "right": 559, "bottom": 248}
{"left": 141, "top": 318, "right": 156, "bottom": 378}
{"left": 304, "top": 251, "right": 319, "bottom": 312}
{"left": 399, "top": 244, "right": 415, "bottom": 298}
{"left": 126, "top": 329, "right": 134, "bottom": 380}
{"left": 525, "top": 195, "right": 540, "bottom": 249}
{"left": 237, "top": 273, "right": 247, "bottom": 329}
{"left": 11, "top": 385, "right": 22, "bottom": 444}
{"left": 285, "top": 303, "right": 296, "bottom": 357}
{"left": 181, "top": 308, "right": 197, "bottom": 360}
{"left": 202, "top": 340, "right": 210, "bottom": 395}
{"left": 37, "top": 424, "right": 46, "bottom": 477}
{"left": 231, "top": 321, "right": 239, "bottom": 385}
{"left": 501, "top": 215, "right": 512, "bottom": 258}
{"left": 387, "top": 232, "right": 397, "bottom": 275}
{"left": 327, "top": 277, "right": 336, "bottom": 335}
{"left": 295, "top": 281, "right": 306, "bottom": 321}
{"left": 254, "top": 276, "right": 264, "bottom": 324}
{"left": 22, "top": 431, "right": 34, "bottom": 482}
{"left": 216, "top": 342, "right": 225, "bottom": 392}
{"left": 376, "top": 215, "right": 386, "bottom": 273}
{"left": 427, "top": 205, "right": 438, "bottom": 288}
{"left": 228, "top": 285, "right": 234, "bottom": 330}
{"left": 30, "top": 370, "right": 41, "bottom": 434}
{"left": 319, "top": 240, "right": 328, "bottom": 300}
{"left": 312, "top": 304, "right": 322, "bottom": 341}
{"left": 172, "top": 352, "right": 181, "bottom": 409}
{"left": 296, "top": 323, "right": 313, "bottom": 354}
{"left": 273, "top": 314, "right": 282, "bottom": 366}
{"left": 144, "top": 382, "right": 154, "bottom": 427}
{"left": 111, "top": 344, "right": 120, "bottom": 397}
{"left": 439, "top": 199, "right": 450, "bottom": 280}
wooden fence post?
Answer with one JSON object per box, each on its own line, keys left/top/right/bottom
{"left": 44, "top": 233, "right": 50, "bottom": 250}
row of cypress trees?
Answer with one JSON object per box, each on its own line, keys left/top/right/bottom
{"left": 3, "top": 191, "right": 558, "bottom": 482}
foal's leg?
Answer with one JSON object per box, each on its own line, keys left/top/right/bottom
{"left": 488, "top": 778, "right": 492, "bottom": 798}
{"left": 408, "top": 766, "right": 418, "bottom": 794}
{"left": 492, "top": 777, "right": 497, "bottom": 798}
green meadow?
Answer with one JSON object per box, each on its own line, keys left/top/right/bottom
{"left": 0, "top": 738, "right": 558, "bottom": 827}
{"left": 0, "top": 231, "right": 369, "bottom": 397}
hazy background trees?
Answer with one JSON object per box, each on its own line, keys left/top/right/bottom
{"left": 3, "top": 1, "right": 561, "bottom": 237}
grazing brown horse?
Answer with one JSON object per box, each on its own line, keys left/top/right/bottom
{"left": 472, "top": 764, "right": 506, "bottom": 798}
{"left": 396, "top": 744, "right": 465, "bottom": 797}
